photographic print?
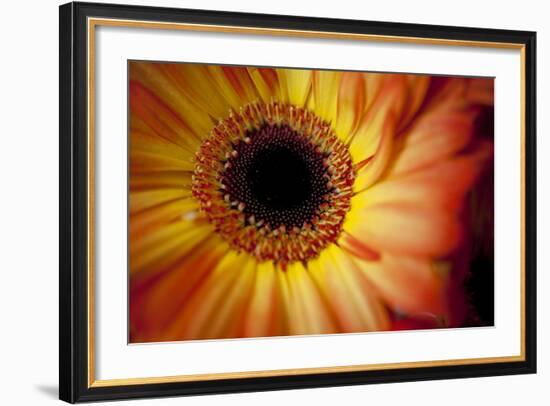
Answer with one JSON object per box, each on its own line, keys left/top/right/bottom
{"left": 60, "top": 4, "right": 536, "bottom": 401}
{"left": 128, "top": 62, "right": 495, "bottom": 343}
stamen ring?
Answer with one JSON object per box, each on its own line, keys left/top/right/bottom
{"left": 192, "top": 101, "right": 355, "bottom": 267}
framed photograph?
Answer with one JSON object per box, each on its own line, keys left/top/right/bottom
{"left": 59, "top": 1, "right": 536, "bottom": 403}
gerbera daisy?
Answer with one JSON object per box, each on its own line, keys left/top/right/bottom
{"left": 129, "top": 62, "right": 493, "bottom": 342}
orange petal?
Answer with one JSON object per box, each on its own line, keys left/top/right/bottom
{"left": 422, "top": 77, "right": 468, "bottom": 112}
{"left": 130, "top": 63, "right": 214, "bottom": 138}
{"left": 465, "top": 78, "right": 494, "bottom": 105}
{"left": 163, "top": 251, "right": 255, "bottom": 340}
{"left": 207, "top": 65, "right": 258, "bottom": 110}
{"left": 346, "top": 203, "right": 462, "bottom": 257}
{"left": 353, "top": 254, "right": 448, "bottom": 316}
{"left": 221, "top": 66, "right": 258, "bottom": 101}
{"left": 130, "top": 81, "right": 202, "bottom": 154}
{"left": 243, "top": 261, "right": 287, "bottom": 337}
{"left": 364, "top": 73, "right": 385, "bottom": 110}
{"left": 354, "top": 151, "right": 489, "bottom": 212}
{"left": 389, "top": 109, "right": 476, "bottom": 176}
{"left": 309, "top": 246, "right": 389, "bottom": 332}
{"left": 339, "top": 232, "right": 380, "bottom": 261}
{"left": 391, "top": 314, "right": 442, "bottom": 331}
{"left": 129, "top": 233, "right": 227, "bottom": 342}
{"left": 396, "top": 75, "right": 431, "bottom": 131}
{"left": 335, "top": 72, "right": 366, "bottom": 138}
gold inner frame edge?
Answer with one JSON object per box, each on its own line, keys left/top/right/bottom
{"left": 86, "top": 17, "right": 527, "bottom": 388}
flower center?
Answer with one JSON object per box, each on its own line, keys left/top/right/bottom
{"left": 192, "top": 101, "right": 354, "bottom": 267}
{"left": 223, "top": 124, "right": 331, "bottom": 229}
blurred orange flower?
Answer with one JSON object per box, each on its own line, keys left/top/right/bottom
{"left": 129, "top": 62, "right": 493, "bottom": 342}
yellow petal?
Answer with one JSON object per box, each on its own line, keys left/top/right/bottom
{"left": 207, "top": 65, "right": 257, "bottom": 111}
{"left": 129, "top": 83, "right": 202, "bottom": 156}
{"left": 129, "top": 189, "right": 191, "bottom": 213}
{"left": 130, "top": 151, "right": 194, "bottom": 173}
{"left": 312, "top": 70, "right": 342, "bottom": 124}
{"left": 353, "top": 115, "right": 395, "bottom": 191}
{"left": 129, "top": 197, "right": 200, "bottom": 237}
{"left": 220, "top": 66, "right": 258, "bottom": 101}
{"left": 248, "top": 67, "right": 280, "bottom": 102}
{"left": 160, "top": 64, "right": 239, "bottom": 134}
{"left": 130, "top": 170, "right": 192, "bottom": 191}
{"left": 347, "top": 75, "right": 407, "bottom": 163}
{"left": 279, "top": 68, "right": 312, "bottom": 107}
{"left": 129, "top": 219, "right": 213, "bottom": 275}
{"left": 130, "top": 127, "right": 195, "bottom": 173}
{"left": 309, "top": 245, "right": 389, "bottom": 332}
{"left": 200, "top": 256, "right": 257, "bottom": 338}
{"left": 285, "top": 262, "right": 337, "bottom": 335}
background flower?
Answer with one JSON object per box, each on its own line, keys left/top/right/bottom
{"left": 129, "top": 62, "right": 494, "bottom": 342}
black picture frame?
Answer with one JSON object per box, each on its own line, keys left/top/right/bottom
{"left": 60, "top": 1, "right": 537, "bottom": 403}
